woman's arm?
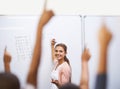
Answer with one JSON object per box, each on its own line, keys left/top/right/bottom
{"left": 51, "top": 39, "right": 56, "bottom": 61}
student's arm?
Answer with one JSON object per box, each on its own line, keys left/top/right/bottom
{"left": 95, "top": 25, "right": 112, "bottom": 89}
{"left": 26, "top": 10, "right": 54, "bottom": 87}
{"left": 97, "top": 25, "right": 112, "bottom": 74}
{"left": 80, "top": 48, "right": 91, "bottom": 89}
{"left": 51, "top": 39, "right": 56, "bottom": 61}
{"left": 3, "top": 47, "right": 11, "bottom": 73}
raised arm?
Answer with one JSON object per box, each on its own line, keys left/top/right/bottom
{"left": 26, "top": 10, "right": 54, "bottom": 87}
{"left": 97, "top": 24, "right": 112, "bottom": 74}
{"left": 80, "top": 48, "right": 91, "bottom": 89}
{"left": 3, "top": 47, "right": 12, "bottom": 73}
{"left": 95, "top": 24, "right": 112, "bottom": 89}
{"left": 51, "top": 39, "right": 56, "bottom": 61}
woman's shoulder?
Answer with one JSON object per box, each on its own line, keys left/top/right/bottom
{"left": 60, "top": 62, "right": 71, "bottom": 74}
{"left": 61, "top": 62, "right": 70, "bottom": 69}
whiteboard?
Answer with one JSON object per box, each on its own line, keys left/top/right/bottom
{"left": 0, "top": 15, "right": 82, "bottom": 89}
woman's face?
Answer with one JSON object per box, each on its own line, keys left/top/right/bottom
{"left": 55, "top": 46, "right": 66, "bottom": 60}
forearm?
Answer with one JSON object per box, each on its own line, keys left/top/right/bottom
{"left": 51, "top": 45, "right": 55, "bottom": 61}
{"left": 27, "top": 26, "right": 43, "bottom": 86}
{"left": 27, "top": 10, "right": 54, "bottom": 86}
{"left": 4, "top": 63, "right": 10, "bottom": 72}
{"left": 80, "top": 61, "right": 89, "bottom": 89}
{"left": 98, "top": 46, "right": 107, "bottom": 74}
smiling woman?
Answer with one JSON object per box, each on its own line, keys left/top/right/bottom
{"left": 50, "top": 39, "right": 72, "bottom": 89}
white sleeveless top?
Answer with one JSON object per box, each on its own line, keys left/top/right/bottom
{"left": 50, "top": 60, "right": 59, "bottom": 89}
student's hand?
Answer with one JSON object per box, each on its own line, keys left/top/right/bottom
{"left": 81, "top": 48, "right": 91, "bottom": 62}
{"left": 39, "top": 10, "right": 54, "bottom": 27}
{"left": 4, "top": 48, "right": 11, "bottom": 64}
{"left": 51, "top": 39, "right": 56, "bottom": 46}
{"left": 98, "top": 24, "right": 112, "bottom": 47}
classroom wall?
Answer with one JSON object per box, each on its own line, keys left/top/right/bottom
{"left": 0, "top": 15, "right": 82, "bottom": 89}
{"left": 84, "top": 16, "right": 120, "bottom": 89}
{"left": 0, "top": 15, "right": 120, "bottom": 89}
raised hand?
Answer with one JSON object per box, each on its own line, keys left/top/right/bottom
{"left": 51, "top": 39, "right": 56, "bottom": 46}
{"left": 81, "top": 48, "right": 91, "bottom": 62}
{"left": 4, "top": 47, "right": 11, "bottom": 64}
{"left": 98, "top": 24, "right": 112, "bottom": 47}
{"left": 39, "top": 10, "right": 54, "bottom": 27}
{"left": 3, "top": 47, "right": 11, "bottom": 72}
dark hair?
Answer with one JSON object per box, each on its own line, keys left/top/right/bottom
{"left": 55, "top": 43, "right": 70, "bottom": 65}
{"left": 59, "top": 83, "right": 79, "bottom": 89}
{"left": 0, "top": 72, "right": 20, "bottom": 89}
{"left": 55, "top": 43, "right": 71, "bottom": 82}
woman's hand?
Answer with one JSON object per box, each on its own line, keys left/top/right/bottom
{"left": 51, "top": 39, "right": 56, "bottom": 46}
{"left": 51, "top": 79, "right": 60, "bottom": 88}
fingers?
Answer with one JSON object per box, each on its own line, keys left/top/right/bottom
{"left": 47, "top": 10, "right": 54, "bottom": 18}
{"left": 52, "top": 39, "right": 56, "bottom": 43}
{"left": 82, "top": 47, "right": 91, "bottom": 61}
{"left": 4, "top": 47, "right": 12, "bottom": 63}
{"left": 98, "top": 24, "right": 112, "bottom": 46}
{"left": 40, "top": 10, "right": 54, "bottom": 26}
{"left": 43, "top": 0, "right": 47, "bottom": 12}
{"left": 51, "top": 39, "right": 56, "bottom": 45}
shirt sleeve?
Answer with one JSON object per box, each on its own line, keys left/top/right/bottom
{"left": 60, "top": 62, "right": 71, "bottom": 85}
{"left": 94, "top": 73, "right": 107, "bottom": 89}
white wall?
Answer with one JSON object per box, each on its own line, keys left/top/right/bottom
{"left": 0, "top": 0, "right": 120, "bottom": 15}
{"left": 0, "top": 15, "right": 120, "bottom": 89}
{"left": 85, "top": 16, "right": 120, "bottom": 89}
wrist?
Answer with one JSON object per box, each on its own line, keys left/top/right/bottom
{"left": 51, "top": 45, "right": 54, "bottom": 47}
{"left": 5, "top": 62, "right": 10, "bottom": 65}
{"left": 37, "top": 24, "right": 44, "bottom": 31}
{"left": 99, "top": 44, "right": 109, "bottom": 49}
{"left": 82, "top": 60, "right": 88, "bottom": 63}
{"left": 100, "top": 46, "right": 108, "bottom": 52}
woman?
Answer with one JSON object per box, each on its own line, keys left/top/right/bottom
{"left": 50, "top": 39, "right": 71, "bottom": 89}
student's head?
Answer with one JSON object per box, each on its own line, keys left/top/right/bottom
{"left": 0, "top": 72, "right": 20, "bottom": 89}
{"left": 59, "top": 83, "right": 79, "bottom": 89}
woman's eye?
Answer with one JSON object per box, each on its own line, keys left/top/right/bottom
{"left": 55, "top": 50, "right": 58, "bottom": 52}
